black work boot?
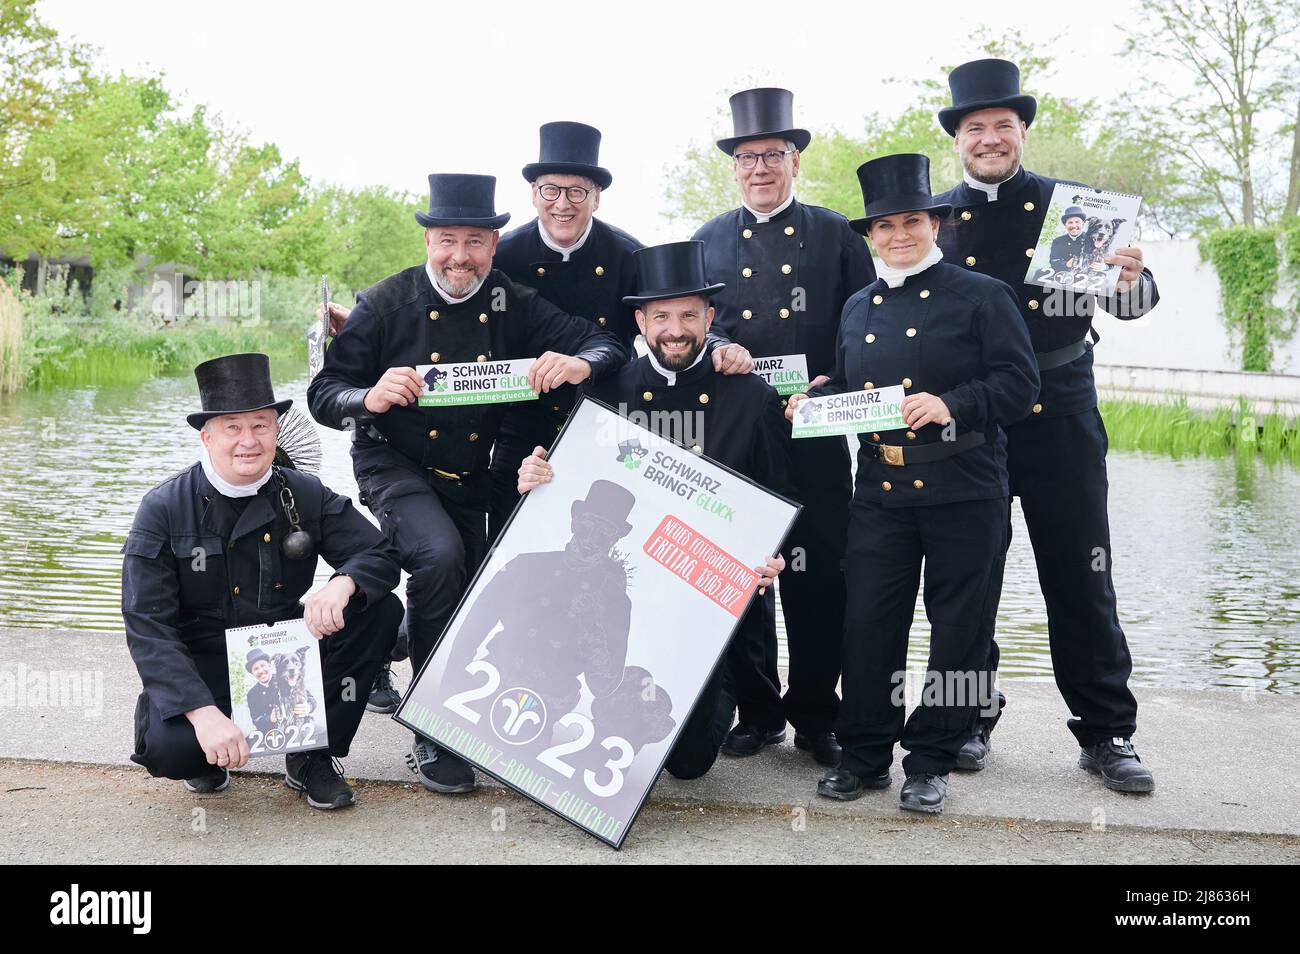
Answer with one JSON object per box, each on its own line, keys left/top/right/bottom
{"left": 899, "top": 773, "right": 948, "bottom": 813}
{"left": 956, "top": 689, "right": 1005, "bottom": 771}
{"left": 721, "top": 723, "right": 786, "bottom": 757}
{"left": 794, "top": 731, "right": 842, "bottom": 767}
{"left": 285, "top": 752, "right": 355, "bottom": 810}
{"left": 1079, "top": 737, "right": 1155, "bottom": 793}
{"left": 816, "top": 767, "right": 891, "bottom": 801}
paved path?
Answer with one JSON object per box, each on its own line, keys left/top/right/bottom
{"left": 2, "top": 626, "right": 1297, "bottom": 861}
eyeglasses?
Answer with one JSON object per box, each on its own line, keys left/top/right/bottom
{"left": 536, "top": 183, "right": 593, "bottom": 203}
{"left": 734, "top": 149, "right": 793, "bottom": 170}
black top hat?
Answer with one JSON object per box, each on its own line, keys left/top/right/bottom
{"left": 245, "top": 648, "right": 272, "bottom": 673}
{"left": 522, "top": 121, "right": 613, "bottom": 190}
{"left": 414, "top": 173, "right": 510, "bottom": 230}
{"left": 938, "top": 58, "right": 1037, "bottom": 137}
{"left": 571, "top": 479, "right": 635, "bottom": 536}
{"left": 187, "top": 352, "right": 292, "bottom": 429}
{"left": 623, "top": 241, "right": 726, "bottom": 305}
{"left": 1060, "top": 205, "right": 1087, "bottom": 224}
{"left": 848, "top": 154, "right": 953, "bottom": 234}
{"left": 716, "top": 87, "right": 812, "bottom": 156}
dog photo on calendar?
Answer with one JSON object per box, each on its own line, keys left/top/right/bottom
{"left": 1026, "top": 183, "right": 1142, "bottom": 296}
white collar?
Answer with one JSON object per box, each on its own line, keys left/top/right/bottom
{"left": 424, "top": 261, "right": 476, "bottom": 305}
{"left": 200, "top": 446, "right": 273, "bottom": 498}
{"left": 875, "top": 244, "right": 943, "bottom": 289}
{"left": 742, "top": 191, "right": 795, "bottom": 224}
{"left": 645, "top": 346, "right": 706, "bottom": 386}
{"left": 962, "top": 166, "right": 1019, "bottom": 202}
{"left": 537, "top": 217, "right": 594, "bottom": 262}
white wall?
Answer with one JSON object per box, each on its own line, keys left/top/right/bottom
{"left": 1092, "top": 239, "right": 1300, "bottom": 375}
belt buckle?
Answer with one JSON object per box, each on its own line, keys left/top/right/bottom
{"left": 881, "top": 445, "right": 905, "bottom": 467}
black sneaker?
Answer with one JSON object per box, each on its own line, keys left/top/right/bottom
{"left": 1079, "top": 737, "right": 1155, "bottom": 793}
{"left": 285, "top": 752, "right": 355, "bottom": 809}
{"left": 366, "top": 662, "right": 402, "bottom": 713}
{"left": 406, "top": 736, "right": 476, "bottom": 794}
{"left": 183, "top": 766, "right": 230, "bottom": 794}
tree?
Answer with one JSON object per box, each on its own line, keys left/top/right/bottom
{"left": 313, "top": 185, "right": 424, "bottom": 293}
{"left": 1124, "top": 0, "right": 1300, "bottom": 228}
{"left": 663, "top": 33, "right": 1194, "bottom": 237}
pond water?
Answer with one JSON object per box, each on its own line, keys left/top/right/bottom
{"left": 1, "top": 371, "right": 1297, "bottom": 693}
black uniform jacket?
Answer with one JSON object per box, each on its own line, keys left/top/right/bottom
{"left": 810, "top": 261, "right": 1040, "bottom": 509}
{"left": 120, "top": 463, "right": 401, "bottom": 721}
{"left": 1049, "top": 232, "right": 1087, "bottom": 272}
{"left": 693, "top": 199, "right": 876, "bottom": 377}
{"left": 306, "top": 264, "right": 625, "bottom": 504}
{"left": 494, "top": 217, "right": 643, "bottom": 447}
{"left": 934, "top": 167, "right": 1159, "bottom": 419}
{"left": 583, "top": 354, "right": 797, "bottom": 501}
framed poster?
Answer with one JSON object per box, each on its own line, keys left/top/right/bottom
{"left": 394, "top": 396, "right": 800, "bottom": 847}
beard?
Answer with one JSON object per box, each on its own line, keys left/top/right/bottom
{"left": 648, "top": 335, "right": 704, "bottom": 371}
{"left": 433, "top": 262, "right": 487, "bottom": 299}
{"left": 961, "top": 145, "right": 1021, "bottom": 184}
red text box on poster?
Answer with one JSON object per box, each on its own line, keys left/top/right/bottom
{"left": 642, "top": 515, "right": 758, "bottom": 618}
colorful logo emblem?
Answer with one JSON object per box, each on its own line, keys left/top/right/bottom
{"left": 489, "top": 687, "right": 548, "bottom": 745}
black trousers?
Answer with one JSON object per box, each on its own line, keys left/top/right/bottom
{"left": 996, "top": 407, "right": 1138, "bottom": 745}
{"left": 488, "top": 435, "right": 533, "bottom": 545}
{"left": 131, "top": 594, "right": 403, "bottom": 781}
{"left": 664, "top": 617, "right": 747, "bottom": 780}
{"left": 361, "top": 461, "right": 489, "bottom": 675}
{"left": 838, "top": 495, "right": 1008, "bottom": 777}
{"left": 777, "top": 434, "right": 851, "bottom": 735}
{"left": 726, "top": 435, "right": 850, "bottom": 736}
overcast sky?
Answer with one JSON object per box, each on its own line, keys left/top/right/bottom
{"left": 44, "top": 0, "right": 1150, "bottom": 244}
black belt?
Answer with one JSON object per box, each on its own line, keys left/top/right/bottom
{"left": 1035, "top": 337, "right": 1089, "bottom": 371}
{"left": 868, "top": 430, "right": 985, "bottom": 467}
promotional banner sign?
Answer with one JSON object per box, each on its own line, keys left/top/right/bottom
{"left": 751, "top": 354, "right": 810, "bottom": 395}
{"left": 1025, "top": 183, "right": 1142, "bottom": 296}
{"left": 791, "top": 385, "right": 907, "bottom": 438}
{"left": 416, "top": 358, "right": 538, "bottom": 407}
{"left": 395, "top": 397, "right": 799, "bottom": 848}
{"left": 226, "top": 619, "right": 329, "bottom": 758}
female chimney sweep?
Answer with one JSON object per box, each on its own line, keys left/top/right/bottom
{"left": 786, "top": 154, "right": 1039, "bottom": 813}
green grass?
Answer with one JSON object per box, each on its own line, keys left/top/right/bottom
{"left": 18, "top": 314, "right": 305, "bottom": 389}
{"left": 1099, "top": 397, "right": 1300, "bottom": 465}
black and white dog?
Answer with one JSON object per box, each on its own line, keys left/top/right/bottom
{"left": 1078, "top": 217, "right": 1126, "bottom": 272}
